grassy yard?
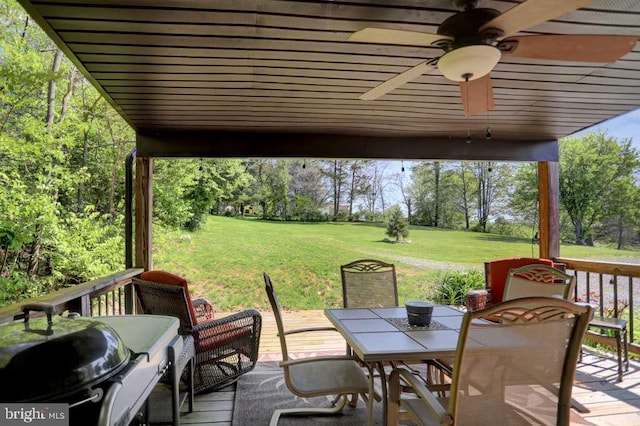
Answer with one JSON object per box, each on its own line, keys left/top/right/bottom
{"left": 154, "top": 215, "right": 640, "bottom": 312}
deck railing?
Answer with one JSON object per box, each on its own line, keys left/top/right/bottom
{"left": 0, "top": 268, "right": 143, "bottom": 324}
{"left": 1, "top": 260, "right": 639, "bottom": 356}
{"left": 555, "top": 257, "right": 640, "bottom": 355}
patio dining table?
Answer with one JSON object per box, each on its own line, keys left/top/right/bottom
{"left": 324, "top": 305, "right": 465, "bottom": 425}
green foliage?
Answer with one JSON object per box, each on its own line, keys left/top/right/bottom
{"left": 0, "top": 0, "right": 134, "bottom": 304}
{"left": 153, "top": 158, "right": 251, "bottom": 230}
{"left": 432, "top": 270, "right": 485, "bottom": 306}
{"left": 559, "top": 133, "right": 639, "bottom": 245}
{"left": 386, "top": 205, "right": 409, "bottom": 242}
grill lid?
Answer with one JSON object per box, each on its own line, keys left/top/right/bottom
{"left": 0, "top": 303, "right": 130, "bottom": 402}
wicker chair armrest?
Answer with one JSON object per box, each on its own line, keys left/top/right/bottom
{"left": 192, "top": 298, "right": 214, "bottom": 323}
{"left": 391, "top": 368, "right": 453, "bottom": 424}
{"left": 189, "top": 309, "right": 261, "bottom": 394}
{"left": 191, "top": 309, "right": 261, "bottom": 333}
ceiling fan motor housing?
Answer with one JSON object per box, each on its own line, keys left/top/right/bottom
{"left": 436, "top": 8, "right": 503, "bottom": 50}
{"left": 435, "top": 8, "right": 504, "bottom": 82}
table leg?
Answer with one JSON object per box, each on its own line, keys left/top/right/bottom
{"left": 376, "top": 362, "right": 388, "bottom": 426}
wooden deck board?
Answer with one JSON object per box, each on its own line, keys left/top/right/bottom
{"left": 174, "top": 310, "right": 640, "bottom": 426}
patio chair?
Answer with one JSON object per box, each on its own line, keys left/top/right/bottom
{"left": 388, "top": 297, "right": 593, "bottom": 426}
{"left": 133, "top": 270, "right": 262, "bottom": 394}
{"left": 465, "top": 257, "right": 562, "bottom": 312}
{"left": 263, "top": 272, "right": 372, "bottom": 425}
{"left": 502, "top": 264, "right": 575, "bottom": 302}
{"left": 340, "top": 259, "right": 449, "bottom": 396}
{"left": 340, "top": 259, "right": 398, "bottom": 308}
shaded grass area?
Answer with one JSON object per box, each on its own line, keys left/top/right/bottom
{"left": 154, "top": 216, "right": 640, "bottom": 311}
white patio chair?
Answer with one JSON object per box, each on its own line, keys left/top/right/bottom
{"left": 388, "top": 297, "right": 593, "bottom": 426}
{"left": 263, "top": 273, "right": 373, "bottom": 425}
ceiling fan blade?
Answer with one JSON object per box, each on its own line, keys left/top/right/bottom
{"left": 360, "top": 61, "right": 436, "bottom": 101}
{"left": 502, "top": 35, "right": 638, "bottom": 63}
{"left": 349, "top": 28, "right": 451, "bottom": 46}
{"left": 480, "top": 0, "right": 596, "bottom": 37}
{"left": 459, "top": 74, "right": 495, "bottom": 117}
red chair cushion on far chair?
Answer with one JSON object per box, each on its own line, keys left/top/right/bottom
{"left": 488, "top": 257, "right": 555, "bottom": 303}
{"left": 194, "top": 323, "right": 253, "bottom": 353}
{"left": 140, "top": 270, "right": 200, "bottom": 325}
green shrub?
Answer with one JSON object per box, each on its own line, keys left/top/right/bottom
{"left": 432, "top": 269, "right": 485, "bottom": 306}
{"left": 386, "top": 205, "right": 409, "bottom": 242}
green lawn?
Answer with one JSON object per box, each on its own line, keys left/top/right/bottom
{"left": 153, "top": 215, "right": 640, "bottom": 312}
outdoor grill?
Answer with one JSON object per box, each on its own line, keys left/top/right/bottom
{"left": 0, "top": 304, "right": 181, "bottom": 426}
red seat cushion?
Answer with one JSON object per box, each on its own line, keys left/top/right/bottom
{"left": 487, "top": 258, "right": 555, "bottom": 303}
{"left": 140, "top": 270, "right": 200, "bottom": 325}
{"left": 194, "top": 324, "right": 253, "bottom": 352}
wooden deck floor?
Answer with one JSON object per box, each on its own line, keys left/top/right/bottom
{"left": 178, "top": 310, "right": 640, "bottom": 426}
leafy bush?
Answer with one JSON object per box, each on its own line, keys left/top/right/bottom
{"left": 335, "top": 210, "right": 349, "bottom": 222}
{"left": 432, "top": 270, "right": 485, "bottom": 306}
{"left": 359, "top": 209, "right": 385, "bottom": 223}
{"left": 298, "top": 209, "right": 327, "bottom": 222}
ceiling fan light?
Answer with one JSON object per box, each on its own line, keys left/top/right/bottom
{"left": 438, "top": 45, "right": 501, "bottom": 82}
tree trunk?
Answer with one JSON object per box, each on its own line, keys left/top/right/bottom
{"left": 45, "top": 49, "right": 63, "bottom": 126}
{"left": 27, "top": 226, "right": 42, "bottom": 279}
{"left": 58, "top": 69, "right": 79, "bottom": 123}
{"left": 332, "top": 160, "right": 342, "bottom": 221}
{"left": 434, "top": 162, "right": 440, "bottom": 227}
{"left": 77, "top": 128, "right": 89, "bottom": 210}
{"left": 617, "top": 215, "right": 624, "bottom": 250}
{"left": 1, "top": 248, "right": 10, "bottom": 277}
{"left": 460, "top": 164, "right": 470, "bottom": 230}
{"left": 29, "top": 50, "right": 62, "bottom": 278}
{"left": 573, "top": 218, "right": 586, "bottom": 245}
{"left": 348, "top": 164, "right": 356, "bottom": 221}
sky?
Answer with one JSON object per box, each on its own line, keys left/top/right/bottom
{"left": 572, "top": 108, "right": 640, "bottom": 144}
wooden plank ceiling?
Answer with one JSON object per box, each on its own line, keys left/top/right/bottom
{"left": 17, "top": 0, "right": 640, "bottom": 159}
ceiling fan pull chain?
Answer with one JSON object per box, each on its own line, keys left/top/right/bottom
{"left": 485, "top": 81, "right": 491, "bottom": 139}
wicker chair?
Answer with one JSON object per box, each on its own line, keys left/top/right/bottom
{"left": 133, "top": 271, "right": 261, "bottom": 394}
{"left": 388, "top": 297, "right": 593, "bottom": 426}
{"left": 263, "top": 272, "right": 372, "bottom": 425}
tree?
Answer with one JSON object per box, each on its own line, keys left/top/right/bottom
{"left": 385, "top": 205, "right": 409, "bottom": 242}
{"left": 559, "top": 132, "right": 639, "bottom": 245}
{"left": 452, "top": 162, "right": 474, "bottom": 229}
{"left": 395, "top": 169, "right": 413, "bottom": 224}
{"left": 323, "top": 160, "right": 348, "bottom": 221}
{"left": 410, "top": 162, "right": 462, "bottom": 228}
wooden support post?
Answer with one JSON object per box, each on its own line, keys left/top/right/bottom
{"left": 135, "top": 157, "right": 153, "bottom": 271}
{"left": 538, "top": 161, "right": 560, "bottom": 259}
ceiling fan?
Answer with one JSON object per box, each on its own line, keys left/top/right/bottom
{"left": 350, "top": 0, "right": 638, "bottom": 116}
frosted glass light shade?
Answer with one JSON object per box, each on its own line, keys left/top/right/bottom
{"left": 438, "top": 45, "right": 501, "bottom": 82}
